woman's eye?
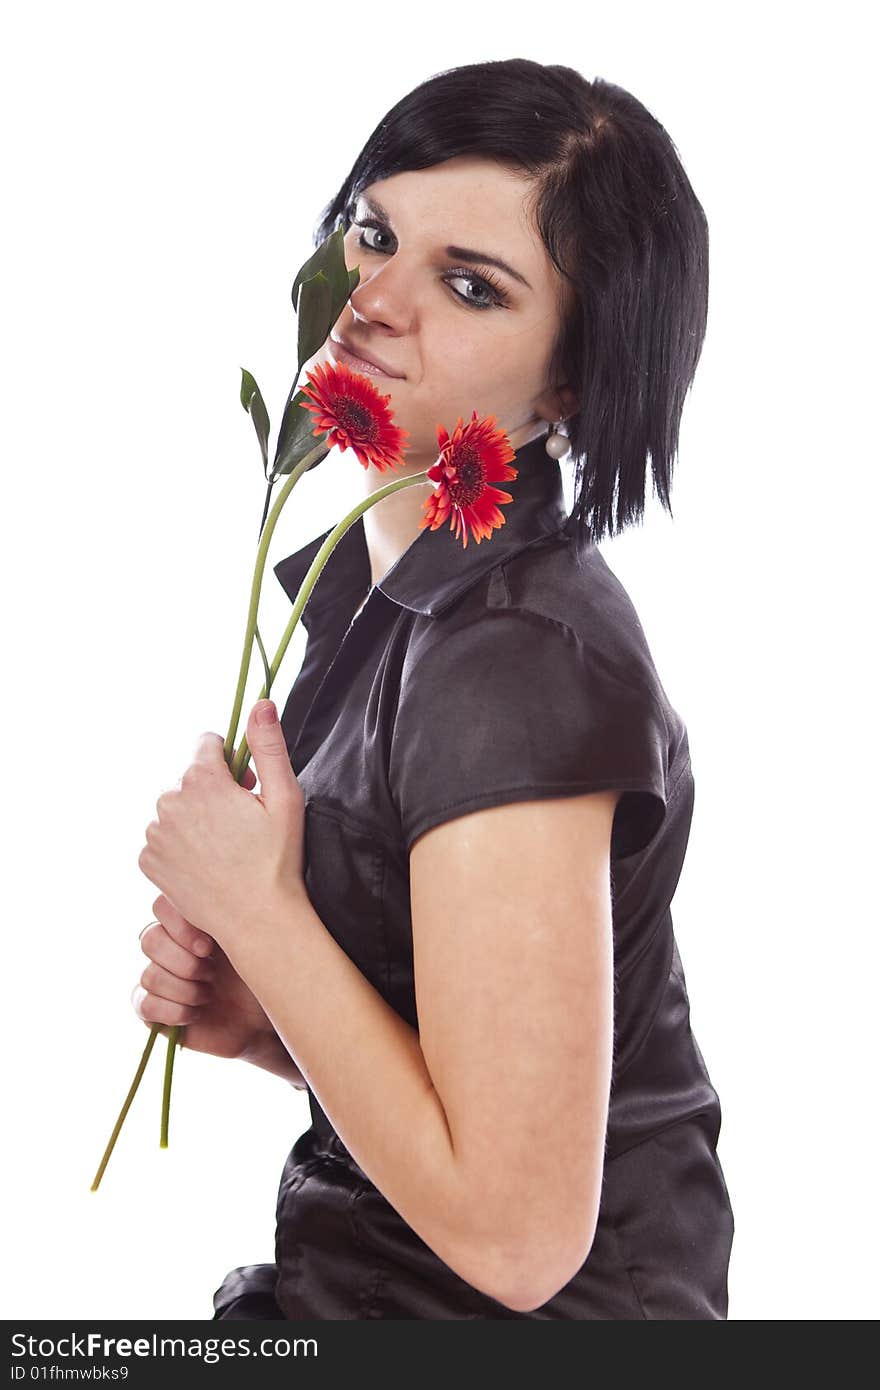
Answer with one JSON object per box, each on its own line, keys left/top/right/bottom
{"left": 355, "top": 222, "right": 393, "bottom": 254}
{"left": 352, "top": 220, "right": 507, "bottom": 311}
{"left": 444, "top": 273, "right": 496, "bottom": 308}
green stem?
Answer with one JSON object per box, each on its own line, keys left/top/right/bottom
{"left": 91, "top": 449, "right": 430, "bottom": 1189}
{"left": 154, "top": 465, "right": 304, "bottom": 1155}
{"left": 223, "top": 439, "right": 330, "bottom": 766}
{"left": 230, "top": 469, "right": 433, "bottom": 781}
{"left": 257, "top": 477, "right": 274, "bottom": 542}
{"left": 160, "top": 1026, "right": 181, "bottom": 1149}
{"left": 90, "top": 1024, "right": 160, "bottom": 1190}
{"left": 153, "top": 442, "right": 329, "bottom": 1153}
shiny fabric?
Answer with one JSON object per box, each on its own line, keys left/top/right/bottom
{"left": 212, "top": 432, "right": 734, "bottom": 1320}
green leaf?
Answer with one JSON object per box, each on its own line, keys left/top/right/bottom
{"left": 239, "top": 368, "right": 271, "bottom": 475}
{"left": 325, "top": 230, "right": 353, "bottom": 313}
{"left": 326, "top": 262, "right": 360, "bottom": 332}
{"left": 297, "top": 269, "right": 333, "bottom": 375}
{"left": 326, "top": 236, "right": 360, "bottom": 326}
{"left": 291, "top": 226, "right": 345, "bottom": 314}
{"left": 239, "top": 367, "right": 260, "bottom": 412}
{"left": 267, "top": 230, "right": 362, "bottom": 479}
{"left": 291, "top": 228, "right": 361, "bottom": 352}
{"left": 271, "top": 387, "right": 325, "bottom": 479}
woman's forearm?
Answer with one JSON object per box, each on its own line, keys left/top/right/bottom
{"left": 226, "top": 889, "right": 501, "bottom": 1301}
{"left": 240, "top": 1028, "right": 309, "bottom": 1089}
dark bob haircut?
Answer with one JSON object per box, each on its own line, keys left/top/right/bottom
{"left": 314, "top": 58, "right": 709, "bottom": 548}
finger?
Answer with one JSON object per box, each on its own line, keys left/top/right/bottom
{"left": 191, "top": 731, "right": 226, "bottom": 768}
{"left": 150, "top": 893, "right": 216, "bottom": 958}
{"left": 130, "top": 982, "right": 201, "bottom": 1028}
{"left": 139, "top": 921, "right": 217, "bottom": 983}
{"left": 140, "top": 961, "right": 216, "bottom": 1008}
{"left": 239, "top": 766, "right": 257, "bottom": 790}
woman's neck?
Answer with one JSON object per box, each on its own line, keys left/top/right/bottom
{"left": 358, "top": 461, "right": 435, "bottom": 588}
{"left": 355, "top": 419, "right": 548, "bottom": 587}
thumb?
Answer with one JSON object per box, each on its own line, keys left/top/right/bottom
{"left": 246, "top": 700, "right": 295, "bottom": 803}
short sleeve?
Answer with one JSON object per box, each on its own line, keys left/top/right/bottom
{"left": 389, "top": 608, "right": 670, "bottom": 861}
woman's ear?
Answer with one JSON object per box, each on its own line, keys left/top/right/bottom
{"left": 535, "top": 381, "right": 580, "bottom": 426}
{"left": 555, "top": 382, "right": 580, "bottom": 420}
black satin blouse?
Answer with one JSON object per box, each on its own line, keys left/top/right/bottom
{"left": 212, "top": 431, "right": 735, "bottom": 1320}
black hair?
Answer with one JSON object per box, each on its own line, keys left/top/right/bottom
{"left": 314, "top": 58, "right": 709, "bottom": 547}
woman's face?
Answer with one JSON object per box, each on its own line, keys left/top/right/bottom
{"left": 302, "top": 155, "right": 577, "bottom": 469}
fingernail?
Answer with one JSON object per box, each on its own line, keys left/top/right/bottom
{"left": 255, "top": 700, "right": 277, "bottom": 726}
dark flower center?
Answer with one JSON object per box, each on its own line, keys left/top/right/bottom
{"left": 447, "top": 446, "right": 486, "bottom": 505}
{"left": 334, "top": 396, "right": 378, "bottom": 441}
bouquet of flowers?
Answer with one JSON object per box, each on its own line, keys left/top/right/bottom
{"left": 90, "top": 228, "right": 519, "bottom": 1190}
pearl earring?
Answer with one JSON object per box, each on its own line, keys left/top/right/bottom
{"left": 545, "top": 420, "right": 569, "bottom": 459}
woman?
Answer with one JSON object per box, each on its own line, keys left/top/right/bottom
{"left": 134, "top": 58, "right": 735, "bottom": 1319}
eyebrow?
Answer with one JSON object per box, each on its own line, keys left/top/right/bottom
{"left": 354, "top": 193, "right": 533, "bottom": 291}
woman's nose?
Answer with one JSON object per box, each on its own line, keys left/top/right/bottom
{"left": 348, "top": 255, "right": 415, "bottom": 333}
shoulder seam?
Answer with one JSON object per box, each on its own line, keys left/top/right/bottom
{"left": 478, "top": 600, "right": 673, "bottom": 720}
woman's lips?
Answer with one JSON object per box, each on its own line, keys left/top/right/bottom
{"left": 328, "top": 336, "right": 403, "bottom": 378}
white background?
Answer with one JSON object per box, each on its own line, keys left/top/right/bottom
{"left": 2, "top": 0, "right": 876, "bottom": 1322}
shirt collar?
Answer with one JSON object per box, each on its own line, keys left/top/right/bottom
{"left": 272, "top": 430, "right": 575, "bottom": 622}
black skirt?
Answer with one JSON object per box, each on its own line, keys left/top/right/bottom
{"left": 212, "top": 1261, "right": 285, "bottom": 1320}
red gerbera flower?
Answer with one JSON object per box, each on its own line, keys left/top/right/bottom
{"left": 419, "top": 411, "right": 518, "bottom": 549}
{"left": 298, "top": 360, "right": 409, "bottom": 473}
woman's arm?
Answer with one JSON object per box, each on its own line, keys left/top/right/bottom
{"left": 408, "top": 790, "right": 619, "bottom": 1308}
{"left": 240, "top": 1029, "right": 309, "bottom": 1089}
{"left": 225, "top": 788, "right": 619, "bottom": 1314}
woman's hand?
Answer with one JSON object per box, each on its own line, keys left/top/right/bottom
{"left": 137, "top": 699, "right": 307, "bottom": 958}
{"left": 132, "top": 892, "right": 276, "bottom": 1062}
